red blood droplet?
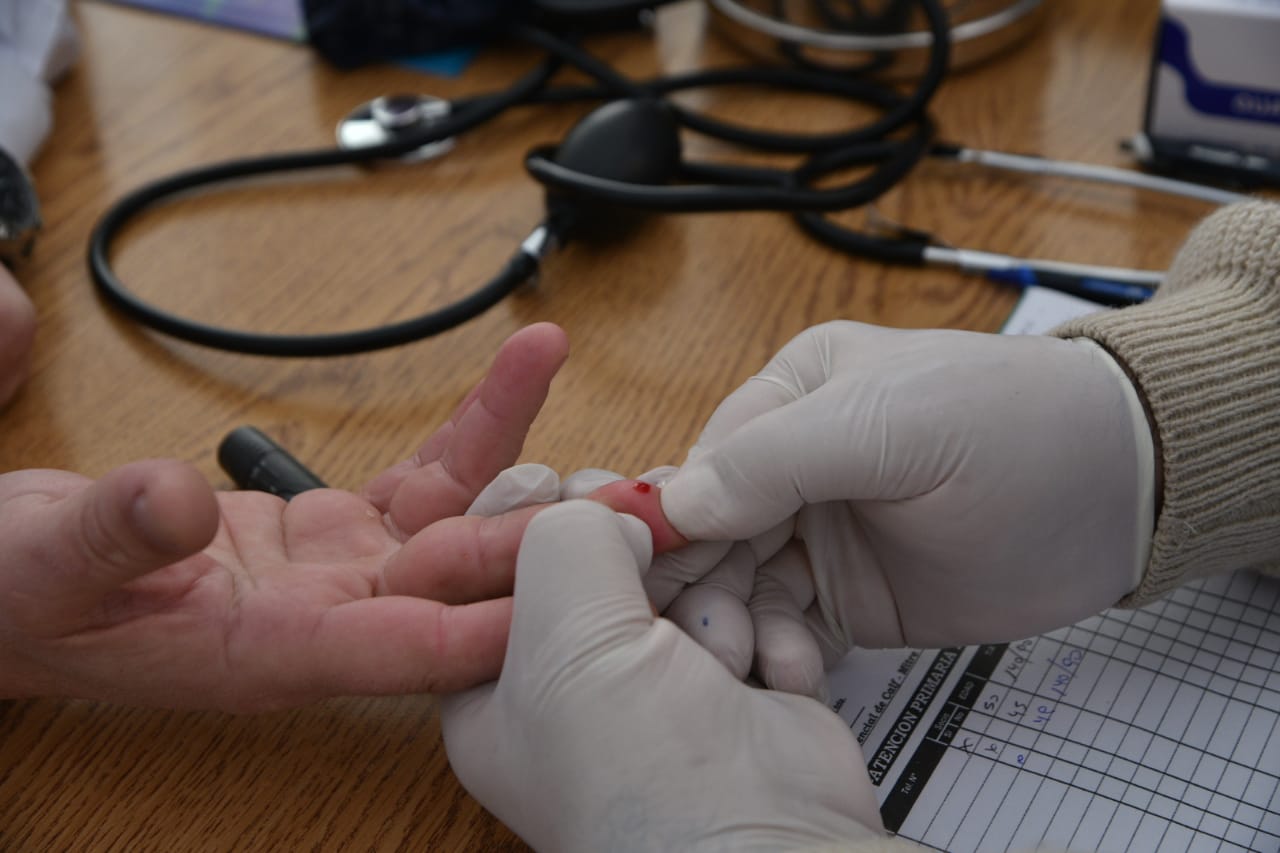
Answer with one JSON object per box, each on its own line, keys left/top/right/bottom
{"left": 586, "top": 478, "right": 688, "bottom": 553}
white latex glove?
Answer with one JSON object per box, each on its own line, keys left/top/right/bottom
{"left": 659, "top": 321, "right": 1155, "bottom": 698}
{"left": 561, "top": 466, "right": 760, "bottom": 681}
{"left": 0, "top": 0, "right": 78, "bottom": 165}
{"left": 441, "top": 500, "right": 884, "bottom": 853}
{"left": 470, "top": 464, "right": 756, "bottom": 680}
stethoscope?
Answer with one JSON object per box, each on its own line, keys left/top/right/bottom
{"left": 706, "top": 0, "right": 1044, "bottom": 55}
{"left": 88, "top": 1, "right": 1248, "bottom": 358}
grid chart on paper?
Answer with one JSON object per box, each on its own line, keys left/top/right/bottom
{"left": 880, "top": 572, "right": 1280, "bottom": 852}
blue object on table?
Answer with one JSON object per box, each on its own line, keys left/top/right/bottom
{"left": 101, "top": 0, "right": 308, "bottom": 41}
{"left": 401, "top": 46, "right": 480, "bottom": 78}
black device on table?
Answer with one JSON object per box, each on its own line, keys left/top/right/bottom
{"left": 0, "top": 147, "right": 41, "bottom": 269}
{"left": 218, "top": 426, "right": 327, "bottom": 499}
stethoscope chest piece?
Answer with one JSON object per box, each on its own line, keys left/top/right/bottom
{"left": 336, "top": 94, "right": 456, "bottom": 163}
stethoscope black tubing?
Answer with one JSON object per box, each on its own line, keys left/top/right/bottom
{"left": 88, "top": 2, "right": 950, "bottom": 356}
{"left": 88, "top": 56, "right": 566, "bottom": 356}
{"left": 520, "top": 4, "right": 945, "bottom": 213}
{"left": 524, "top": 118, "right": 932, "bottom": 213}
{"left": 517, "top": 4, "right": 950, "bottom": 156}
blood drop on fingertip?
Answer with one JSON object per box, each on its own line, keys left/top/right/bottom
{"left": 586, "top": 478, "right": 688, "bottom": 554}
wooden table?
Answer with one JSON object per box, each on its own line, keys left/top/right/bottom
{"left": 0, "top": 1, "right": 1227, "bottom": 849}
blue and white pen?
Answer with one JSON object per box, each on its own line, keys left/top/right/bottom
{"left": 985, "top": 266, "right": 1156, "bottom": 306}
{"left": 924, "top": 247, "right": 1160, "bottom": 307}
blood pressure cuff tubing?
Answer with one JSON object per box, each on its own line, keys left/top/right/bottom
{"left": 302, "top": 0, "right": 532, "bottom": 68}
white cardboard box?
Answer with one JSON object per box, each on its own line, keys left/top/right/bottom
{"left": 1145, "top": 0, "right": 1280, "bottom": 159}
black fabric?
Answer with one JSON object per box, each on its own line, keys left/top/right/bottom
{"left": 302, "top": 0, "right": 530, "bottom": 68}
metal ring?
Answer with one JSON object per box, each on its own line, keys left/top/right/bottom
{"left": 706, "top": 0, "right": 1044, "bottom": 52}
{"left": 336, "top": 94, "right": 456, "bottom": 163}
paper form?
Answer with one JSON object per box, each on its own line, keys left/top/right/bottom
{"left": 828, "top": 572, "right": 1280, "bottom": 852}
{"left": 825, "top": 289, "right": 1280, "bottom": 851}
{"left": 998, "top": 285, "right": 1109, "bottom": 335}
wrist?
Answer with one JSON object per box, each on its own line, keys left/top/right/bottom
{"left": 1068, "top": 337, "right": 1158, "bottom": 595}
{"left": 1053, "top": 201, "right": 1280, "bottom": 602}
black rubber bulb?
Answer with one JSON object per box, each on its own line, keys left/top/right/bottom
{"left": 543, "top": 98, "right": 682, "bottom": 242}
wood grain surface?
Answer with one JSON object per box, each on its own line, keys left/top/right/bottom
{"left": 0, "top": 1, "right": 1235, "bottom": 849}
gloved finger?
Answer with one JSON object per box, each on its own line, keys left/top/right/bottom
{"left": 658, "top": 513, "right": 788, "bottom": 618}
{"left": 503, "top": 501, "right": 655, "bottom": 674}
{"left": 662, "top": 540, "right": 759, "bottom": 680}
{"left": 570, "top": 468, "right": 732, "bottom": 607}
{"left": 529, "top": 463, "right": 702, "bottom": 617}
{"left": 440, "top": 678, "right": 505, "bottom": 800}
{"left": 796, "top": 500, "right": 904, "bottom": 650}
{"left": 560, "top": 467, "right": 624, "bottom": 499}
{"left": 440, "top": 675, "right": 498, "bottom": 746}
{"left": 561, "top": 466, "right": 690, "bottom": 554}
{"left": 466, "top": 463, "right": 561, "bottom": 517}
{"left": 636, "top": 465, "right": 679, "bottom": 487}
{"left": 441, "top": 501, "right": 653, "bottom": 821}
{"left": 15, "top": 460, "right": 219, "bottom": 629}
{"left": 644, "top": 513, "right": 790, "bottom": 610}
{"left": 665, "top": 512, "right": 793, "bottom": 676}
{"left": 561, "top": 464, "right": 676, "bottom": 501}
{"left": 585, "top": 479, "right": 689, "bottom": 553}
{"left": 643, "top": 538, "right": 733, "bottom": 610}
{"left": 682, "top": 334, "right": 832, "bottom": 458}
{"left": 748, "top": 540, "right": 827, "bottom": 700}
{"left": 663, "top": 382, "right": 907, "bottom": 542}
{"left": 805, "top": 600, "right": 857, "bottom": 672}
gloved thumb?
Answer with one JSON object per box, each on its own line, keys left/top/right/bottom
{"left": 504, "top": 500, "right": 655, "bottom": 669}
{"left": 662, "top": 386, "right": 900, "bottom": 541}
{"left": 442, "top": 502, "right": 659, "bottom": 849}
{"left": 20, "top": 460, "right": 219, "bottom": 625}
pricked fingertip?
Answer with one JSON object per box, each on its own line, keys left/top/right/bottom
{"left": 586, "top": 479, "right": 689, "bottom": 554}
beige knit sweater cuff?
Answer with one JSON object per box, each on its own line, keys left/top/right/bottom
{"left": 1052, "top": 200, "right": 1280, "bottom": 606}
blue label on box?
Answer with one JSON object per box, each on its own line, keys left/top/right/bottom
{"left": 1159, "top": 18, "right": 1280, "bottom": 127}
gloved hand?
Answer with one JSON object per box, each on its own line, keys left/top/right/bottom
{"left": 657, "top": 320, "right": 1155, "bottom": 698}
{"left": 441, "top": 500, "right": 884, "bottom": 853}
{"left": 470, "top": 463, "right": 744, "bottom": 659}
{"left": 560, "top": 465, "right": 758, "bottom": 681}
